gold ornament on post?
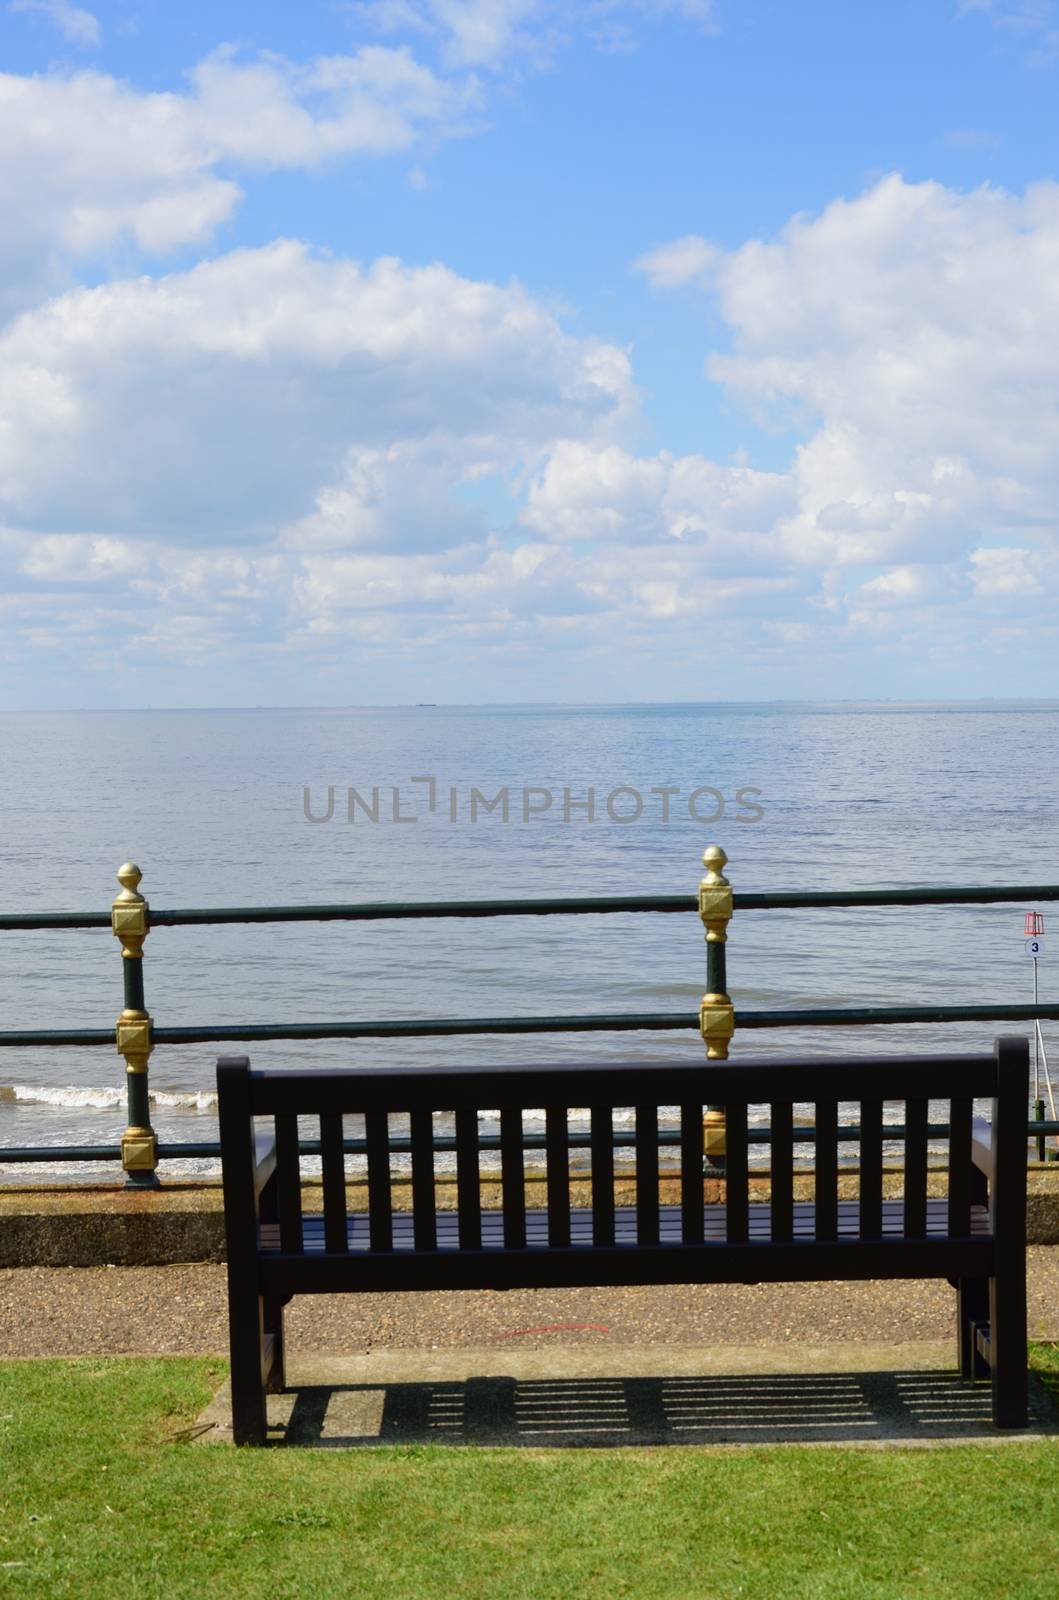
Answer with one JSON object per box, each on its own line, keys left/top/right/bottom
{"left": 698, "top": 845, "right": 735, "bottom": 1164}
{"left": 112, "top": 863, "right": 158, "bottom": 1181}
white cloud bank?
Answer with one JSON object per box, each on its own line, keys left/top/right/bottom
{"left": 0, "top": 240, "right": 632, "bottom": 544}
{"left": 2, "top": 173, "right": 1058, "bottom": 695}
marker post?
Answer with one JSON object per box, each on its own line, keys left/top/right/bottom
{"left": 1024, "top": 912, "right": 1056, "bottom": 1160}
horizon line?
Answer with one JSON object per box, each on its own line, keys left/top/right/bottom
{"left": 4, "top": 697, "right": 1059, "bottom": 713}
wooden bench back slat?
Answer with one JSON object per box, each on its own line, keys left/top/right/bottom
{"left": 409, "top": 1109, "right": 437, "bottom": 1251}
{"left": 768, "top": 1101, "right": 793, "bottom": 1242}
{"left": 500, "top": 1107, "right": 526, "bottom": 1248}
{"left": 814, "top": 1099, "right": 839, "bottom": 1241}
{"left": 274, "top": 1114, "right": 304, "bottom": 1253}
{"left": 680, "top": 1102, "right": 704, "bottom": 1244}
{"left": 635, "top": 1104, "right": 660, "bottom": 1246}
{"left": 319, "top": 1114, "right": 348, "bottom": 1254}
{"left": 904, "top": 1098, "right": 929, "bottom": 1237}
{"left": 948, "top": 1095, "right": 973, "bottom": 1237}
{"left": 243, "top": 1054, "right": 999, "bottom": 1116}
{"left": 455, "top": 1107, "right": 482, "bottom": 1249}
{"left": 364, "top": 1110, "right": 393, "bottom": 1251}
{"left": 724, "top": 1102, "right": 749, "bottom": 1243}
{"left": 859, "top": 1098, "right": 883, "bottom": 1240}
{"left": 591, "top": 1106, "right": 615, "bottom": 1246}
{"left": 546, "top": 1107, "right": 571, "bottom": 1248}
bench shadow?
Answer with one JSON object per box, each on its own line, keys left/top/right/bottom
{"left": 256, "top": 1370, "right": 1057, "bottom": 1448}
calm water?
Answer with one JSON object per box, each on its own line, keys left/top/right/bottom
{"left": 1, "top": 703, "right": 1056, "bottom": 1180}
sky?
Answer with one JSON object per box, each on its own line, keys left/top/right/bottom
{"left": 1, "top": 0, "right": 1058, "bottom": 707}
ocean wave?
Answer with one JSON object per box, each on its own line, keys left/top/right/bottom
{"left": 0, "top": 1084, "right": 219, "bottom": 1112}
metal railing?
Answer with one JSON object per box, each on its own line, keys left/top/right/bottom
{"left": 2, "top": 847, "right": 1058, "bottom": 1185}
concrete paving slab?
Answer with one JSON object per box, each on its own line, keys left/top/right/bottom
{"left": 194, "top": 1343, "right": 1058, "bottom": 1450}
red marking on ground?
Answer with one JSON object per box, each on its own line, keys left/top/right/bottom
{"left": 500, "top": 1322, "right": 610, "bottom": 1337}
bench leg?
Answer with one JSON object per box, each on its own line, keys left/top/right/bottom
{"left": 229, "top": 1293, "right": 269, "bottom": 1446}
{"left": 956, "top": 1278, "right": 989, "bottom": 1380}
{"left": 989, "top": 1268, "right": 1028, "bottom": 1429}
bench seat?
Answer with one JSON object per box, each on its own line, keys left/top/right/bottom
{"left": 260, "top": 1199, "right": 993, "bottom": 1254}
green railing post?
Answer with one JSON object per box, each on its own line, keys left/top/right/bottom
{"left": 112, "top": 863, "right": 159, "bottom": 1188}
{"left": 698, "top": 845, "right": 735, "bottom": 1167}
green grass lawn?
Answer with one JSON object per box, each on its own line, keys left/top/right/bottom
{"left": 1, "top": 1353, "right": 1058, "bottom": 1600}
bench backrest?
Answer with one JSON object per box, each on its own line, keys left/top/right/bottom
{"left": 217, "top": 1038, "right": 1028, "bottom": 1255}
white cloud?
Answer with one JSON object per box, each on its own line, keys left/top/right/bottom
{"left": 969, "top": 546, "right": 1046, "bottom": 596}
{"left": 356, "top": 0, "right": 545, "bottom": 68}
{"left": 854, "top": 564, "right": 954, "bottom": 606}
{"left": 355, "top": 0, "right": 716, "bottom": 68}
{"left": 944, "top": 128, "right": 1000, "bottom": 150}
{"left": 700, "top": 174, "right": 1059, "bottom": 566}
{"left": 633, "top": 233, "right": 718, "bottom": 289}
{"left": 9, "top": 0, "right": 100, "bottom": 46}
{"left": 0, "top": 49, "right": 476, "bottom": 314}
{"left": 0, "top": 240, "right": 634, "bottom": 544}
{"left": 955, "top": 0, "right": 1059, "bottom": 60}
{"left": 520, "top": 440, "right": 793, "bottom": 559}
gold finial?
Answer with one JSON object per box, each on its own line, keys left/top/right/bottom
{"left": 698, "top": 844, "right": 733, "bottom": 945}
{"left": 112, "top": 862, "right": 149, "bottom": 959}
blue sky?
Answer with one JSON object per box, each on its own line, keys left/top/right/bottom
{"left": 1, "top": 0, "right": 1057, "bottom": 705}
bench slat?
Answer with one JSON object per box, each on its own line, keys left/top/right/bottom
{"left": 591, "top": 1106, "right": 615, "bottom": 1246}
{"left": 274, "top": 1114, "right": 303, "bottom": 1253}
{"left": 259, "top": 1199, "right": 994, "bottom": 1256}
{"left": 501, "top": 1107, "right": 526, "bottom": 1248}
{"left": 410, "top": 1109, "right": 437, "bottom": 1251}
{"left": 725, "top": 1102, "right": 749, "bottom": 1243}
{"left": 245, "top": 1055, "right": 1000, "bottom": 1116}
{"left": 546, "top": 1106, "right": 571, "bottom": 1248}
{"left": 635, "top": 1104, "right": 659, "bottom": 1246}
{"left": 365, "top": 1110, "right": 393, "bottom": 1252}
{"left": 320, "top": 1113, "right": 348, "bottom": 1254}
{"left": 815, "top": 1099, "right": 838, "bottom": 1241}
{"left": 948, "top": 1095, "right": 973, "bottom": 1237}
{"left": 904, "top": 1098, "right": 928, "bottom": 1238}
{"left": 769, "top": 1101, "right": 793, "bottom": 1242}
{"left": 680, "top": 1102, "right": 704, "bottom": 1244}
{"left": 455, "top": 1107, "right": 482, "bottom": 1249}
{"left": 859, "top": 1098, "right": 883, "bottom": 1240}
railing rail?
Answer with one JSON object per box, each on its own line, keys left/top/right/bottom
{"left": 7, "top": 881, "right": 1059, "bottom": 931}
{"left": 4, "top": 1122, "right": 1059, "bottom": 1167}
{"left": 1, "top": 849, "right": 1056, "bottom": 1183}
{"left": 4, "top": 1002, "right": 1059, "bottom": 1051}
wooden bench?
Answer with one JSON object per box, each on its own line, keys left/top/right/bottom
{"left": 217, "top": 1036, "right": 1029, "bottom": 1444}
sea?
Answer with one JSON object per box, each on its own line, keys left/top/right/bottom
{"left": 1, "top": 702, "right": 1056, "bottom": 1183}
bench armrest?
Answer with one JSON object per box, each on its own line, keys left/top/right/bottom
{"left": 971, "top": 1117, "right": 994, "bottom": 1181}
{"left": 253, "top": 1126, "right": 277, "bottom": 1197}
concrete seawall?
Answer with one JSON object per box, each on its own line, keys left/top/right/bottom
{"left": 4, "top": 1165, "right": 1059, "bottom": 1267}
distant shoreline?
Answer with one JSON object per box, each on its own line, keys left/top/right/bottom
{"left": 4, "top": 699, "right": 1059, "bottom": 716}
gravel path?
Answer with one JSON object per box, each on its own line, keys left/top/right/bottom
{"left": 2, "top": 1250, "right": 1058, "bottom": 1357}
